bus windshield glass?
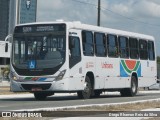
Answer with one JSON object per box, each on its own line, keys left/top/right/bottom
{"left": 12, "top": 24, "right": 66, "bottom": 75}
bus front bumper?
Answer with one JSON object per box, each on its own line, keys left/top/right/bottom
{"left": 10, "top": 79, "right": 69, "bottom": 92}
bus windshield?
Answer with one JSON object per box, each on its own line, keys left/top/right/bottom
{"left": 12, "top": 24, "right": 66, "bottom": 76}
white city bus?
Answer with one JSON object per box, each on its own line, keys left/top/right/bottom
{"left": 10, "top": 21, "right": 157, "bottom": 100}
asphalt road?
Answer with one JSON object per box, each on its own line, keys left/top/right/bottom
{"left": 0, "top": 92, "right": 160, "bottom": 111}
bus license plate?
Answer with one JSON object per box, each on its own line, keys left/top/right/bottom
{"left": 31, "top": 87, "right": 42, "bottom": 91}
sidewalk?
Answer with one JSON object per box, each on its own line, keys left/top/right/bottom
{"left": 0, "top": 78, "right": 10, "bottom": 95}
{"left": 0, "top": 81, "right": 10, "bottom": 87}
{"left": 0, "top": 78, "right": 10, "bottom": 87}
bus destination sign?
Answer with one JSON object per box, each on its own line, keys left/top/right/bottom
{"left": 14, "top": 24, "right": 66, "bottom": 33}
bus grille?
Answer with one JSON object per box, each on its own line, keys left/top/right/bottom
{"left": 21, "top": 84, "right": 51, "bottom": 91}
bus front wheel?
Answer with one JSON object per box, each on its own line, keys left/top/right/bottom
{"left": 77, "top": 76, "right": 92, "bottom": 99}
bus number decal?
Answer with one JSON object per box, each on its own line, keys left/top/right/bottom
{"left": 23, "top": 27, "right": 32, "bottom": 33}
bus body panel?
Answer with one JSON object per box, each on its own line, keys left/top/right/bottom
{"left": 138, "top": 60, "right": 157, "bottom": 87}
{"left": 95, "top": 57, "right": 106, "bottom": 89}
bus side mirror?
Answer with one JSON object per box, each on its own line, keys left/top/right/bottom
{"left": 5, "top": 43, "right": 8, "bottom": 52}
{"left": 5, "top": 34, "right": 12, "bottom": 53}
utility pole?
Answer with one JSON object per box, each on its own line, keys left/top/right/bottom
{"left": 97, "top": 0, "right": 101, "bottom": 26}
{"left": 16, "top": 0, "right": 20, "bottom": 24}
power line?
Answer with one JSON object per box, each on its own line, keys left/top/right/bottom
{"left": 71, "top": 0, "right": 97, "bottom": 7}
{"left": 71, "top": 0, "right": 160, "bottom": 27}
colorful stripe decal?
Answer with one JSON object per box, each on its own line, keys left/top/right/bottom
{"left": 120, "top": 60, "right": 141, "bottom": 77}
{"left": 24, "top": 77, "right": 47, "bottom": 81}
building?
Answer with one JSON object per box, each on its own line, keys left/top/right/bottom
{"left": 0, "top": 0, "right": 10, "bottom": 41}
{"left": 18, "top": 0, "right": 37, "bottom": 24}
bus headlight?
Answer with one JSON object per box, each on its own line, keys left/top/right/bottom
{"left": 56, "top": 70, "right": 66, "bottom": 80}
{"left": 10, "top": 72, "right": 18, "bottom": 81}
{"left": 13, "top": 76, "right": 18, "bottom": 81}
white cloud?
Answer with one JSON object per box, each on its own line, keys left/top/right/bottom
{"left": 132, "top": 0, "right": 160, "bottom": 18}
{"left": 143, "top": 1, "right": 160, "bottom": 17}
{"left": 37, "top": 0, "right": 97, "bottom": 25}
{"left": 148, "top": 0, "right": 160, "bottom": 5}
{"left": 102, "top": 0, "right": 160, "bottom": 20}
{"left": 37, "top": 0, "right": 64, "bottom": 21}
{"left": 38, "top": 0, "right": 63, "bottom": 10}
{"left": 111, "top": 4, "right": 129, "bottom": 15}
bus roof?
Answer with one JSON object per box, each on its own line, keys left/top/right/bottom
{"left": 16, "top": 21, "right": 155, "bottom": 41}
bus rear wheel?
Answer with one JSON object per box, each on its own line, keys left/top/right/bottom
{"left": 77, "top": 76, "right": 92, "bottom": 99}
{"left": 120, "top": 76, "right": 138, "bottom": 97}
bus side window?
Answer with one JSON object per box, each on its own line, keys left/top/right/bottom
{"left": 129, "top": 38, "right": 139, "bottom": 59}
{"left": 107, "top": 34, "right": 118, "bottom": 58}
{"left": 82, "top": 31, "right": 94, "bottom": 56}
{"left": 139, "top": 39, "right": 148, "bottom": 60}
{"left": 118, "top": 36, "right": 129, "bottom": 58}
{"left": 148, "top": 41, "right": 155, "bottom": 60}
{"left": 94, "top": 32, "right": 106, "bottom": 57}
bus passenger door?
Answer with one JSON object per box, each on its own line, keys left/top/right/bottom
{"left": 68, "top": 30, "right": 84, "bottom": 90}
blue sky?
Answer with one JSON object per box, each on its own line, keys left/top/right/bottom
{"left": 37, "top": 0, "right": 160, "bottom": 56}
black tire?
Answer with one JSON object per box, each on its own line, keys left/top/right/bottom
{"left": 92, "top": 90, "right": 102, "bottom": 98}
{"left": 120, "top": 76, "right": 138, "bottom": 97}
{"left": 120, "top": 89, "right": 128, "bottom": 97}
{"left": 77, "top": 76, "right": 92, "bottom": 99}
{"left": 34, "top": 93, "right": 47, "bottom": 100}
